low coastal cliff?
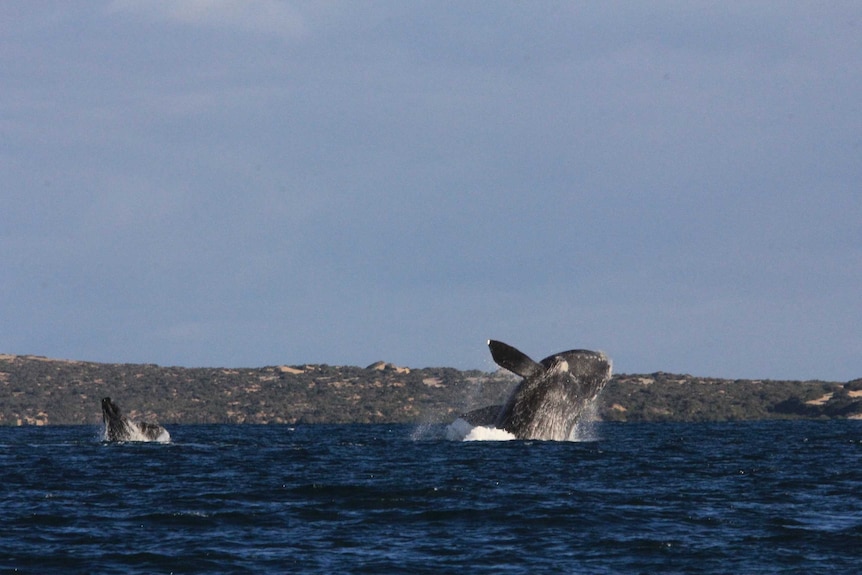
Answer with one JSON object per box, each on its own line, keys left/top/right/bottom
{"left": 1, "top": 354, "right": 860, "bottom": 426}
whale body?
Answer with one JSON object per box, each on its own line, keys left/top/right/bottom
{"left": 461, "top": 340, "right": 612, "bottom": 441}
{"left": 101, "top": 397, "right": 170, "bottom": 443}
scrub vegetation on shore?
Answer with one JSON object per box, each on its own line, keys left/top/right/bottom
{"left": 1, "top": 354, "right": 860, "bottom": 426}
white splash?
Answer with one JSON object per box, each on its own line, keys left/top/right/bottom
{"left": 465, "top": 426, "right": 516, "bottom": 442}
{"left": 102, "top": 421, "right": 171, "bottom": 443}
{"left": 149, "top": 427, "right": 171, "bottom": 443}
{"left": 444, "top": 418, "right": 473, "bottom": 441}
{"left": 445, "top": 418, "right": 515, "bottom": 442}
{"left": 567, "top": 399, "right": 601, "bottom": 442}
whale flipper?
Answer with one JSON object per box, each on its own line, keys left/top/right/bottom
{"left": 462, "top": 404, "right": 504, "bottom": 426}
{"left": 487, "top": 340, "right": 544, "bottom": 379}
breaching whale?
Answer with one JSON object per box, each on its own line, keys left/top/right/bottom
{"left": 101, "top": 397, "right": 170, "bottom": 442}
{"left": 460, "top": 340, "right": 612, "bottom": 441}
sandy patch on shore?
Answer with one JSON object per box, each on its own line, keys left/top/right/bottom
{"left": 806, "top": 393, "right": 833, "bottom": 406}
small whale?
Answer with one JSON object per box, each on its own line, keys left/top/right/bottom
{"left": 101, "top": 397, "right": 170, "bottom": 442}
{"left": 461, "top": 340, "right": 612, "bottom": 440}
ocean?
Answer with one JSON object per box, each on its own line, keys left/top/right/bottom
{"left": 1, "top": 420, "right": 860, "bottom": 574}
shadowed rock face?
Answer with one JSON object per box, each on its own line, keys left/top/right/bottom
{"left": 464, "top": 340, "right": 612, "bottom": 440}
{"left": 101, "top": 397, "right": 170, "bottom": 442}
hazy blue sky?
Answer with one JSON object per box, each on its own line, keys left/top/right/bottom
{"left": 2, "top": 2, "right": 860, "bottom": 379}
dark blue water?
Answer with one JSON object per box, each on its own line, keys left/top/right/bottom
{"left": 1, "top": 421, "right": 860, "bottom": 574}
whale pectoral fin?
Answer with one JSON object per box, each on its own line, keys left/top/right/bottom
{"left": 462, "top": 405, "right": 504, "bottom": 426}
{"left": 488, "top": 340, "right": 544, "bottom": 379}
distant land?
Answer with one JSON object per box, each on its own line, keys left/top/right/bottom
{"left": 1, "top": 354, "right": 861, "bottom": 426}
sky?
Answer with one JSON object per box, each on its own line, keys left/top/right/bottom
{"left": 2, "top": 1, "right": 860, "bottom": 380}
